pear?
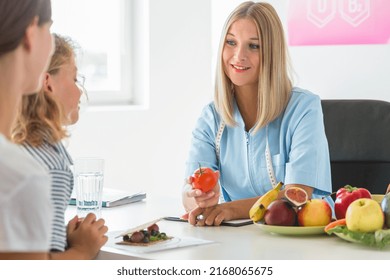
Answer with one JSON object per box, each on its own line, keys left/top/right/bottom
{"left": 381, "top": 193, "right": 390, "bottom": 228}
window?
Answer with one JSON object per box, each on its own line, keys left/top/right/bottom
{"left": 51, "top": 0, "right": 149, "bottom": 106}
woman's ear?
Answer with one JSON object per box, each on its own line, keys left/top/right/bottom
{"left": 43, "top": 73, "right": 54, "bottom": 93}
{"left": 22, "top": 16, "right": 39, "bottom": 52}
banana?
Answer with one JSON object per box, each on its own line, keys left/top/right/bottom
{"left": 249, "top": 182, "right": 284, "bottom": 222}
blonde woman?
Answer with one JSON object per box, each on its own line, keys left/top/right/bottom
{"left": 183, "top": 1, "right": 333, "bottom": 225}
{"left": 13, "top": 34, "right": 107, "bottom": 259}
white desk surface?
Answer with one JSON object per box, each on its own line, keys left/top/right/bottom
{"left": 65, "top": 194, "right": 390, "bottom": 260}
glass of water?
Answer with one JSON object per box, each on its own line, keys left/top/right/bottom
{"left": 74, "top": 158, "right": 104, "bottom": 219}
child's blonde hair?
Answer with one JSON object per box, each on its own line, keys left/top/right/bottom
{"left": 13, "top": 34, "right": 77, "bottom": 146}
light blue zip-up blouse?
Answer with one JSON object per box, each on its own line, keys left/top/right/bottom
{"left": 185, "top": 87, "right": 334, "bottom": 208}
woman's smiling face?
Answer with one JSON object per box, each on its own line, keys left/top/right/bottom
{"left": 222, "top": 18, "right": 260, "bottom": 89}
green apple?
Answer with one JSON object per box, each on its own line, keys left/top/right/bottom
{"left": 346, "top": 198, "right": 384, "bottom": 232}
{"left": 297, "top": 199, "right": 332, "bottom": 226}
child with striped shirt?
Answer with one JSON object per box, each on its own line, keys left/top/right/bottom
{"left": 12, "top": 34, "right": 108, "bottom": 259}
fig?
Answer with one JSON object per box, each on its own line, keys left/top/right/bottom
{"left": 129, "top": 231, "right": 144, "bottom": 243}
{"left": 264, "top": 199, "right": 297, "bottom": 226}
{"left": 381, "top": 193, "right": 390, "bottom": 228}
{"left": 147, "top": 223, "right": 159, "bottom": 233}
{"left": 284, "top": 187, "right": 308, "bottom": 207}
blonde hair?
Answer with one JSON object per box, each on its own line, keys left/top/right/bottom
{"left": 214, "top": 1, "right": 292, "bottom": 133}
{"left": 12, "top": 34, "right": 77, "bottom": 146}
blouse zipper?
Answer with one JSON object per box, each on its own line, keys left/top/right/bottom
{"left": 245, "top": 132, "right": 257, "bottom": 192}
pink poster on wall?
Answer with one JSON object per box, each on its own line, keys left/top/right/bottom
{"left": 288, "top": 0, "right": 390, "bottom": 46}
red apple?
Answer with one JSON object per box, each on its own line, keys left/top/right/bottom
{"left": 297, "top": 199, "right": 332, "bottom": 227}
{"left": 346, "top": 198, "right": 384, "bottom": 232}
{"left": 264, "top": 200, "right": 297, "bottom": 226}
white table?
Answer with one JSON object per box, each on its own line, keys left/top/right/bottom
{"left": 66, "top": 194, "right": 390, "bottom": 260}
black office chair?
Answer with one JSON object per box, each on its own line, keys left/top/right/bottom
{"left": 321, "top": 99, "right": 390, "bottom": 194}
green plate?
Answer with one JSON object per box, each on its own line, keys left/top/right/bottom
{"left": 254, "top": 221, "right": 326, "bottom": 235}
{"left": 333, "top": 232, "right": 360, "bottom": 243}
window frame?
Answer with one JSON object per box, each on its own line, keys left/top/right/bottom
{"left": 51, "top": 0, "right": 149, "bottom": 107}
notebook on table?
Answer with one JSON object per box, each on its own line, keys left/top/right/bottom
{"left": 163, "top": 216, "right": 253, "bottom": 227}
{"left": 69, "top": 188, "right": 146, "bottom": 208}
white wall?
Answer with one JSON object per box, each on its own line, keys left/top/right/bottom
{"left": 211, "top": 0, "right": 390, "bottom": 100}
{"left": 68, "top": 0, "right": 390, "bottom": 201}
{"left": 68, "top": 0, "right": 212, "bottom": 204}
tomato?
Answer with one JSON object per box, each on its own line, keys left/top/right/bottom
{"left": 334, "top": 185, "right": 371, "bottom": 220}
{"left": 190, "top": 165, "right": 219, "bottom": 193}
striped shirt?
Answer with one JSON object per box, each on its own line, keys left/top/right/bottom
{"left": 23, "top": 140, "right": 73, "bottom": 252}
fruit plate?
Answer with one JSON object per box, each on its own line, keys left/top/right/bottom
{"left": 328, "top": 226, "right": 390, "bottom": 248}
{"left": 254, "top": 222, "right": 326, "bottom": 236}
{"left": 332, "top": 232, "right": 360, "bottom": 244}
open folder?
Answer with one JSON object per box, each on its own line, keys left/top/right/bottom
{"left": 163, "top": 216, "right": 253, "bottom": 227}
{"left": 69, "top": 188, "right": 146, "bottom": 208}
